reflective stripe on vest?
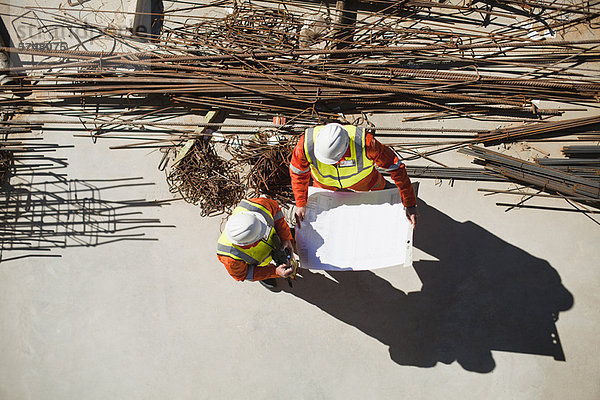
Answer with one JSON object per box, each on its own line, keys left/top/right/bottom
{"left": 216, "top": 199, "right": 280, "bottom": 275}
{"left": 238, "top": 199, "right": 274, "bottom": 226}
{"left": 304, "top": 125, "right": 374, "bottom": 188}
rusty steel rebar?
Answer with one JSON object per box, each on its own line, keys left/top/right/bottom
{"left": 229, "top": 132, "right": 299, "bottom": 206}
{"left": 459, "top": 145, "right": 600, "bottom": 205}
{"left": 2, "top": 0, "right": 599, "bottom": 122}
{"left": 166, "top": 139, "right": 245, "bottom": 216}
{"left": 1, "top": 0, "right": 599, "bottom": 218}
{"left": 0, "top": 150, "right": 14, "bottom": 186}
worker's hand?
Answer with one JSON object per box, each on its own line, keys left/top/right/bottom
{"left": 276, "top": 263, "right": 294, "bottom": 278}
{"left": 281, "top": 239, "right": 294, "bottom": 254}
{"left": 406, "top": 206, "right": 418, "bottom": 228}
{"left": 294, "top": 206, "right": 306, "bottom": 229}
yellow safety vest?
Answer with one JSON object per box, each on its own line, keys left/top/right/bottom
{"left": 216, "top": 200, "right": 282, "bottom": 280}
{"left": 304, "top": 125, "right": 374, "bottom": 188}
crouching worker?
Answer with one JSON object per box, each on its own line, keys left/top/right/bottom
{"left": 217, "top": 198, "right": 295, "bottom": 290}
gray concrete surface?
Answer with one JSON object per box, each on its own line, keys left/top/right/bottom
{"left": 1, "top": 1, "right": 600, "bottom": 399}
{"left": 1, "top": 123, "right": 599, "bottom": 400}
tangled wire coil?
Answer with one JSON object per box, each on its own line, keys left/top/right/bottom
{"left": 230, "top": 132, "right": 298, "bottom": 207}
{"left": 167, "top": 139, "right": 245, "bottom": 217}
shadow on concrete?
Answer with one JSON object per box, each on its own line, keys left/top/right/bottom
{"left": 281, "top": 199, "right": 574, "bottom": 373}
{"left": 0, "top": 174, "right": 175, "bottom": 263}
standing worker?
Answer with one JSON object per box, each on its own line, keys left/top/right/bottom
{"left": 290, "top": 123, "right": 418, "bottom": 227}
{"left": 217, "top": 197, "right": 295, "bottom": 290}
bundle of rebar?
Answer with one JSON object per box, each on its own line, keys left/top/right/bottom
{"left": 460, "top": 145, "right": 600, "bottom": 207}
{"left": 477, "top": 115, "right": 600, "bottom": 146}
{"left": 561, "top": 145, "right": 600, "bottom": 158}
{"left": 4, "top": 41, "right": 600, "bottom": 121}
{"left": 0, "top": 0, "right": 598, "bottom": 216}
{"left": 230, "top": 132, "right": 299, "bottom": 206}
{"left": 166, "top": 139, "right": 245, "bottom": 216}
{"left": 403, "top": 165, "right": 507, "bottom": 182}
{"left": 528, "top": 145, "right": 600, "bottom": 185}
{"left": 1, "top": 0, "right": 599, "bottom": 124}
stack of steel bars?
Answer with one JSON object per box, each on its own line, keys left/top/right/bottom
{"left": 1, "top": 0, "right": 599, "bottom": 125}
{"left": 533, "top": 145, "right": 600, "bottom": 181}
{"left": 459, "top": 145, "right": 600, "bottom": 210}
{"left": 0, "top": 0, "right": 598, "bottom": 215}
{"left": 477, "top": 115, "right": 600, "bottom": 146}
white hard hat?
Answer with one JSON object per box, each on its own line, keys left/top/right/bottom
{"left": 314, "top": 123, "right": 349, "bottom": 165}
{"left": 225, "top": 211, "right": 269, "bottom": 246}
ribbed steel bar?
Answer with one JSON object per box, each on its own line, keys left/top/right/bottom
{"left": 562, "top": 145, "right": 600, "bottom": 157}
{"left": 460, "top": 146, "right": 600, "bottom": 199}
{"left": 495, "top": 203, "right": 600, "bottom": 213}
{"left": 404, "top": 166, "right": 508, "bottom": 181}
{"left": 477, "top": 115, "right": 600, "bottom": 145}
{"left": 5, "top": 38, "right": 600, "bottom": 66}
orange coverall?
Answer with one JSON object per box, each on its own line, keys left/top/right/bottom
{"left": 217, "top": 198, "right": 294, "bottom": 281}
{"left": 290, "top": 133, "right": 417, "bottom": 208}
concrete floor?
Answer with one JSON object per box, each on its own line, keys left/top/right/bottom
{"left": 1, "top": 1, "right": 600, "bottom": 399}
{"left": 1, "top": 122, "right": 599, "bottom": 399}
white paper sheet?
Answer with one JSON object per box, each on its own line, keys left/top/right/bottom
{"left": 296, "top": 187, "right": 413, "bottom": 271}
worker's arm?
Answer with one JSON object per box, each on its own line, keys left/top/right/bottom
{"left": 275, "top": 219, "right": 294, "bottom": 255}
{"left": 366, "top": 134, "right": 418, "bottom": 227}
{"left": 289, "top": 135, "right": 311, "bottom": 228}
{"left": 365, "top": 134, "right": 417, "bottom": 207}
{"left": 273, "top": 206, "right": 293, "bottom": 243}
{"left": 217, "top": 255, "right": 279, "bottom": 281}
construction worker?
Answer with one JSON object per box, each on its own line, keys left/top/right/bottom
{"left": 217, "top": 197, "right": 295, "bottom": 289}
{"left": 290, "top": 123, "right": 418, "bottom": 228}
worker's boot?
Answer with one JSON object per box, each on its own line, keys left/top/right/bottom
{"left": 259, "top": 278, "right": 277, "bottom": 291}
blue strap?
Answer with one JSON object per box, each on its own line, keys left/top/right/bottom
{"left": 246, "top": 265, "right": 255, "bottom": 281}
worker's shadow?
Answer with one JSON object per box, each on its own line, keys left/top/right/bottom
{"left": 281, "top": 200, "right": 573, "bottom": 373}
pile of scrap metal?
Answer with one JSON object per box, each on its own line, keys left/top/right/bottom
{"left": 0, "top": 0, "right": 598, "bottom": 216}
{"left": 2, "top": 0, "right": 599, "bottom": 122}
{"left": 166, "top": 138, "right": 245, "bottom": 217}
{"left": 230, "top": 131, "right": 299, "bottom": 207}
{"left": 0, "top": 149, "right": 12, "bottom": 186}
{"left": 166, "top": 130, "right": 298, "bottom": 216}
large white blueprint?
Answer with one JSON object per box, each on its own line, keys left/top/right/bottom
{"left": 295, "top": 187, "right": 413, "bottom": 271}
